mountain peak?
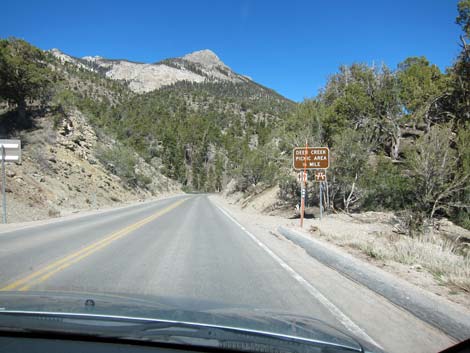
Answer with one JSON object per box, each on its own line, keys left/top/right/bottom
{"left": 182, "top": 49, "right": 225, "bottom": 68}
{"left": 50, "top": 48, "right": 63, "bottom": 55}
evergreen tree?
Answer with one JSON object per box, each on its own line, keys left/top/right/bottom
{"left": 0, "top": 38, "right": 54, "bottom": 123}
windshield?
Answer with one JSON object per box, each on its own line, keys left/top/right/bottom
{"left": 0, "top": 1, "right": 469, "bottom": 353}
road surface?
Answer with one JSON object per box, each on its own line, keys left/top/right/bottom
{"left": 0, "top": 195, "right": 457, "bottom": 352}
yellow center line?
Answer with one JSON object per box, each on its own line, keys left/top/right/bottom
{"left": 1, "top": 198, "right": 188, "bottom": 291}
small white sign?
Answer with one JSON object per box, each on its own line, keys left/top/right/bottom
{"left": 0, "top": 139, "right": 21, "bottom": 163}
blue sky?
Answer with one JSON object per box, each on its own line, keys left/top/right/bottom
{"left": 0, "top": 0, "right": 463, "bottom": 101}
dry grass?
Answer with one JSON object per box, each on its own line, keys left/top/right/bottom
{"left": 23, "top": 122, "right": 57, "bottom": 146}
{"left": 318, "top": 228, "right": 470, "bottom": 292}
{"left": 389, "top": 236, "right": 470, "bottom": 292}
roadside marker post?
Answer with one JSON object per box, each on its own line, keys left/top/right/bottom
{"left": 300, "top": 141, "right": 308, "bottom": 228}
{"left": 314, "top": 170, "right": 327, "bottom": 221}
{"left": 1, "top": 146, "right": 5, "bottom": 224}
{"left": 0, "top": 140, "right": 22, "bottom": 224}
{"left": 319, "top": 182, "right": 322, "bottom": 221}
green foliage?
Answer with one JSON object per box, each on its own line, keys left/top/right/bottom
{"left": 278, "top": 99, "right": 325, "bottom": 147}
{"left": 278, "top": 175, "right": 300, "bottom": 205}
{"left": 328, "top": 128, "right": 371, "bottom": 212}
{"left": 444, "top": 50, "right": 470, "bottom": 126}
{"left": 397, "top": 56, "right": 444, "bottom": 116}
{"left": 53, "top": 88, "right": 76, "bottom": 112}
{"left": 86, "top": 76, "right": 294, "bottom": 191}
{"left": 457, "top": 0, "right": 470, "bottom": 39}
{"left": 319, "top": 64, "right": 376, "bottom": 141}
{"left": 0, "top": 38, "right": 54, "bottom": 119}
{"left": 315, "top": 63, "right": 406, "bottom": 153}
{"left": 95, "top": 144, "right": 150, "bottom": 188}
{"left": 362, "top": 156, "right": 413, "bottom": 211}
{"left": 456, "top": 122, "right": 470, "bottom": 177}
{"left": 235, "top": 147, "right": 278, "bottom": 191}
{"left": 453, "top": 124, "right": 470, "bottom": 229}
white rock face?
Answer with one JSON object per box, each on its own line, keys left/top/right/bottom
{"left": 95, "top": 60, "right": 206, "bottom": 93}
{"left": 182, "top": 49, "right": 226, "bottom": 68}
{"left": 122, "top": 64, "right": 206, "bottom": 93}
{"left": 50, "top": 48, "right": 250, "bottom": 93}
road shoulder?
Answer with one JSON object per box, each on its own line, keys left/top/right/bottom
{"left": 209, "top": 194, "right": 458, "bottom": 353}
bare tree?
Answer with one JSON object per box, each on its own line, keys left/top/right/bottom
{"left": 407, "top": 124, "right": 469, "bottom": 222}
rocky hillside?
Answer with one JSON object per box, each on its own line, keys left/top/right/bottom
{"left": 3, "top": 108, "right": 179, "bottom": 223}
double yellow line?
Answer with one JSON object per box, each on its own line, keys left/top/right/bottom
{"left": 1, "top": 198, "right": 188, "bottom": 291}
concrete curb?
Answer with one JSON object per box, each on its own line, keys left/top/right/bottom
{"left": 278, "top": 225, "right": 470, "bottom": 342}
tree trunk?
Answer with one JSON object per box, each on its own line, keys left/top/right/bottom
{"left": 390, "top": 122, "right": 402, "bottom": 161}
{"left": 344, "top": 174, "right": 358, "bottom": 213}
{"left": 391, "top": 134, "right": 401, "bottom": 160}
{"left": 17, "top": 99, "right": 27, "bottom": 126}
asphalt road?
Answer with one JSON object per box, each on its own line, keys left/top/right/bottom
{"left": 0, "top": 195, "right": 458, "bottom": 352}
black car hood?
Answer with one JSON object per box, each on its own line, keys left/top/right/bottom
{"left": 0, "top": 291, "right": 378, "bottom": 352}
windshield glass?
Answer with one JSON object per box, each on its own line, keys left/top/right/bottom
{"left": 0, "top": 1, "right": 469, "bottom": 353}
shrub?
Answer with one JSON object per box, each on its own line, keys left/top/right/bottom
{"left": 362, "top": 155, "right": 413, "bottom": 211}
{"left": 95, "top": 144, "right": 147, "bottom": 188}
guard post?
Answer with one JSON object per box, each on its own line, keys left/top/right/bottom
{"left": 0, "top": 140, "right": 22, "bottom": 224}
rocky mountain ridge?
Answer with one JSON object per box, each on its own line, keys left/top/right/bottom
{"left": 50, "top": 48, "right": 252, "bottom": 93}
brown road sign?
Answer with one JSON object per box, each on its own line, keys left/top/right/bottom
{"left": 314, "top": 170, "right": 327, "bottom": 182}
{"left": 293, "top": 147, "right": 329, "bottom": 170}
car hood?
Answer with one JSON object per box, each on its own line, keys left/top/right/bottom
{"left": 0, "top": 291, "right": 380, "bottom": 352}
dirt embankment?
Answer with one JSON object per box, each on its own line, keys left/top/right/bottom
{"left": 3, "top": 110, "right": 180, "bottom": 223}
{"left": 221, "top": 186, "right": 470, "bottom": 309}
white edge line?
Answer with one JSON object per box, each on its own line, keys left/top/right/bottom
{"left": 213, "top": 203, "right": 383, "bottom": 350}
